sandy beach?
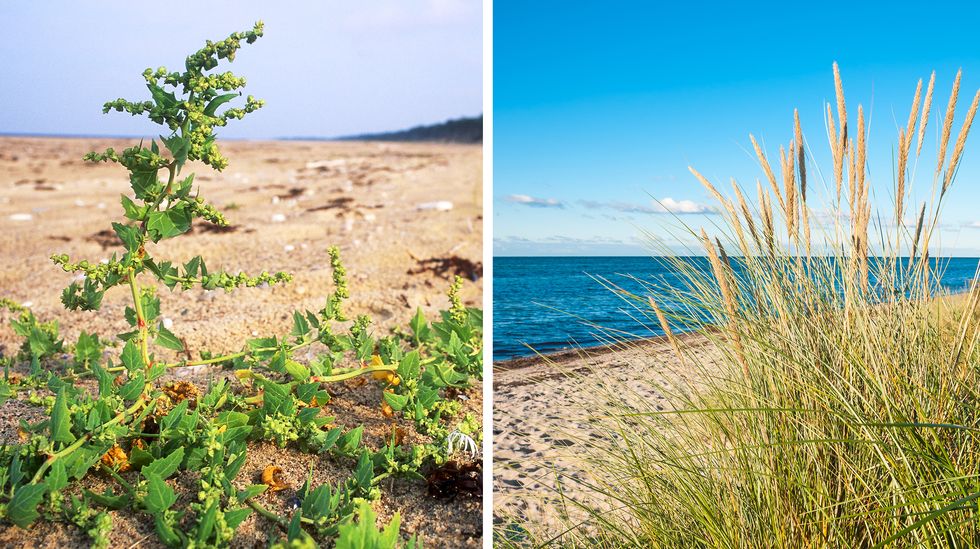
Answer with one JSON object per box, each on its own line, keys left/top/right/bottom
{"left": 492, "top": 332, "right": 721, "bottom": 535}
{"left": 0, "top": 136, "right": 483, "bottom": 547}
{"left": 0, "top": 136, "right": 481, "bottom": 353}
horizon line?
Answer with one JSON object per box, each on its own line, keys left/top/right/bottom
{"left": 0, "top": 113, "right": 485, "bottom": 143}
{"left": 493, "top": 254, "right": 980, "bottom": 259}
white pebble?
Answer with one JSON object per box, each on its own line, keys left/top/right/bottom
{"left": 284, "top": 244, "right": 295, "bottom": 252}
{"left": 9, "top": 213, "right": 33, "bottom": 221}
{"left": 21, "top": 301, "right": 33, "bottom": 308}
{"left": 416, "top": 201, "right": 453, "bottom": 211}
{"left": 271, "top": 213, "right": 286, "bottom": 223}
{"left": 97, "top": 202, "right": 106, "bottom": 209}
{"left": 74, "top": 199, "right": 86, "bottom": 207}
{"left": 271, "top": 196, "right": 280, "bottom": 204}
{"left": 251, "top": 330, "right": 259, "bottom": 336}
{"left": 162, "top": 317, "right": 174, "bottom": 329}
{"left": 175, "top": 365, "right": 206, "bottom": 378}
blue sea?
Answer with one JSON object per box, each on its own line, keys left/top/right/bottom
{"left": 493, "top": 256, "right": 980, "bottom": 361}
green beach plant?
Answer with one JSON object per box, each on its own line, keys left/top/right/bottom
{"left": 0, "top": 23, "right": 481, "bottom": 547}
{"left": 498, "top": 65, "right": 980, "bottom": 547}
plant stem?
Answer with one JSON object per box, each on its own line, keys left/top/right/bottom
{"left": 128, "top": 163, "right": 179, "bottom": 369}
{"left": 311, "top": 364, "right": 397, "bottom": 384}
{"left": 100, "top": 463, "right": 136, "bottom": 495}
{"left": 246, "top": 498, "right": 316, "bottom": 529}
{"left": 246, "top": 499, "right": 287, "bottom": 526}
{"left": 144, "top": 163, "right": 178, "bottom": 223}
{"left": 128, "top": 269, "right": 151, "bottom": 367}
{"left": 184, "top": 352, "right": 247, "bottom": 367}
{"left": 164, "top": 340, "right": 315, "bottom": 370}
{"left": 31, "top": 397, "right": 148, "bottom": 484}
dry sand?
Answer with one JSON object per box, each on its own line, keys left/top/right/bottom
{"left": 492, "top": 333, "right": 721, "bottom": 536}
{"left": 0, "top": 136, "right": 483, "bottom": 547}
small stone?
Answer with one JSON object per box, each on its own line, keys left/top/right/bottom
{"left": 284, "top": 244, "right": 295, "bottom": 252}
{"left": 162, "top": 318, "right": 174, "bottom": 329}
{"left": 271, "top": 213, "right": 286, "bottom": 223}
{"left": 174, "top": 365, "right": 206, "bottom": 378}
{"left": 416, "top": 201, "right": 453, "bottom": 211}
{"left": 9, "top": 213, "right": 32, "bottom": 221}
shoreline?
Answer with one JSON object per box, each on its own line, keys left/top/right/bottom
{"left": 492, "top": 329, "right": 706, "bottom": 372}
{"left": 493, "top": 284, "right": 977, "bottom": 373}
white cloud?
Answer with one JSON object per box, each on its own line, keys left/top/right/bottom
{"left": 579, "top": 198, "right": 716, "bottom": 215}
{"left": 967, "top": 221, "right": 980, "bottom": 229}
{"left": 652, "top": 197, "right": 715, "bottom": 214}
{"left": 504, "top": 194, "right": 564, "bottom": 208}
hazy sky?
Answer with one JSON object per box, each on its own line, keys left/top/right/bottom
{"left": 494, "top": 0, "right": 980, "bottom": 256}
{"left": 0, "top": 1, "right": 482, "bottom": 139}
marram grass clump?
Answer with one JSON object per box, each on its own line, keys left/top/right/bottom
{"left": 501, "top": 65, "right": 980, "bottom": 547}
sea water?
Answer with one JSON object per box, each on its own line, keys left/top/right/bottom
{"left": 493, "top": 256, "right": 980, "bottom": 361}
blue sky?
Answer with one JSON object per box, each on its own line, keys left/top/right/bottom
{"left": 493, "top": 1, "right": 980, "bottom": 256}
{"left": 0, "top": 1, "right": 481, "bottom": 139}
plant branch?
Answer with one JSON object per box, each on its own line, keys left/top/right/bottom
{"left": 128, "top": 269, "right": 151, "bottom": 367}
{"left": 246, "top": 498, "right": 316, "bottom": 529}
{"left": 31, "top": 396, "right": 149, "bottom": 485}
{"left": 311, "top": 364, "right": 397, "bottom": 384}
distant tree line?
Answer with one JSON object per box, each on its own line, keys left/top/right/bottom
{"left": 339, "top": 115, "right": 482, "bottom": 143}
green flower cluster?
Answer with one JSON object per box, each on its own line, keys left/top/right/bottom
{"left": 168, "top": 270, "right": 292, "bottom": 292}
{"left": 0, "top": 297, "right": 27, "bottom": 314}
{"left": 95, "top": 22, "right": 265, "bottom": 171}
{"left": 324, "top": 246, "right": 349, "bottom": 321}
{"left": 84, "top": 145, "right": 170, "bottom": 173}
{"left": 258, "top": 411, "right": 300, "bottom": 447}
{"left": 51, "top": 254, "right": 130, "bottom": 279}
{"left": 185, "top": 22, "right": 264, "bottom": 71}
{"left": 68, "top": 504, "right": 112, "bottom": 549}
{"left": 448, "top": 275, "right": 466, "bottom": 324}
{"left": 189, "top": 197, "right": 228, "bottom": 226}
